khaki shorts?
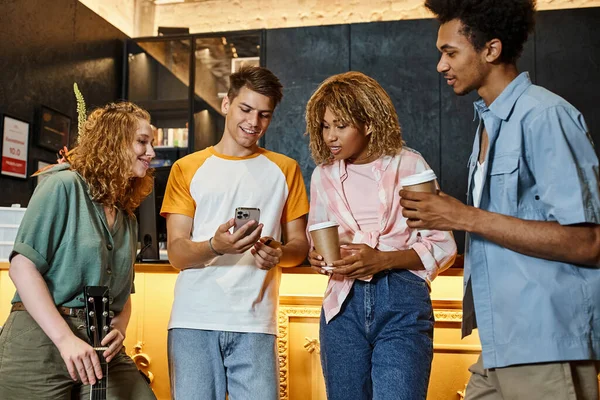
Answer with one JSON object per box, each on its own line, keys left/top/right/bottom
{"left": 465, "top": 355, "right": 600, "bottom": 400}
{"left": 0, "top": 310, "right": 157, "bottom": 400}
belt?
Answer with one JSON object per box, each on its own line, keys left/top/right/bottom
{"left": 11, "top": 301, "right": 86, "bottom": 318}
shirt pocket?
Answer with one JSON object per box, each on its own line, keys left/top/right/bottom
{"left": 488, "top": 155, "right": 519, "bottom": 216}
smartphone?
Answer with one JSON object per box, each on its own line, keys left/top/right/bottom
{"left": 263, "top": 238, "right": 282, "bottom": 249}
{"left": 233, "top": 207, "right": 261, "bottom": 237}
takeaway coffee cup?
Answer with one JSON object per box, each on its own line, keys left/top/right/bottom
{"left": 400, "top": 170, "right": 438, "bottom": 193}
{"left": 308, "top": 221, "right": 341, "bottom": 265}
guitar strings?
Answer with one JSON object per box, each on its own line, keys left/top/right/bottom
{"left": 89, "top": 292, "right": 108, "bottom": 400}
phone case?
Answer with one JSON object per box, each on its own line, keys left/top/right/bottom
{"left": 233, "top": 207, "right": 261, "bottom": 236}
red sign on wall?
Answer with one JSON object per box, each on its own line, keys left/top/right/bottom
{"left": 1, "top": 115, "right": 29, "bottom": 179}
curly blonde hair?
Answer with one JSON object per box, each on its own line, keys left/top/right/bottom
{"left": 68, "top": 102, "right": 153, "bottom": 215}
{"left": 305, "top": 71, "right": 403, "bottom": 165}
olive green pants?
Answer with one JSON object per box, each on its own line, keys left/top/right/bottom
{"left": 465, "top": 355, "right": 600, "bottom": 400}
{"left": 0, "top": 310, "right": 156, "bottom": 400}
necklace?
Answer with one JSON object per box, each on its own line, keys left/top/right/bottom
{"left": 349, "top": 150, "right": 378, "bottom": 165}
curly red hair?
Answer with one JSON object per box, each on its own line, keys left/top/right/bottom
{"left": 69, "top": 102, "right": 153, "bottom": 215}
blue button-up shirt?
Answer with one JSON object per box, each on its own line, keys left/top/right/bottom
{"left": 463, "top": 72, "right": 600, "bottom": 369}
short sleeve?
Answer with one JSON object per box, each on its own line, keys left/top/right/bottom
{"left": 10, "top": 174, "right": 70, "bottom": 274}
{"left": 281, "top": 162, "right": 309, "bottom": 223}
{"left": 160, "top": 161, "right": 196, "bottom": 218}
{"left": 306, "top": 166, "right": 330, "bottom": 247}
{"left": 527, "top": 106, "right": 600, "bottom": 225}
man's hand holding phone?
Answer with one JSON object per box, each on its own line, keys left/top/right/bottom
{"left": 251, "top": 237, "right": 283, "bottom": 271}
{"left": 210, "top": 218, "right": 263, "bottom": 255}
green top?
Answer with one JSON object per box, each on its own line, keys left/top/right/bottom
{"left": 10, "top": 164, "right": 137, "bottom": 313}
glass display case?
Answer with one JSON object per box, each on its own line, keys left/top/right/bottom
{"left": 127, "top": 37, "right": 192, "bottom": 168}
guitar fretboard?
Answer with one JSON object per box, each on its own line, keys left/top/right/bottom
{"left": 85, "top": 286, "right": 111, "bottom": 400}
{"left": 89, "top": 350, "right": 108, "bottom": 400}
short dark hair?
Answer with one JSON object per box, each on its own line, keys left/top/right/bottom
{"left": 227, "top": 65, "right": 283, "bottom": 108}
{"left": 425, "top": 0, "right": 536, "bottom": 64}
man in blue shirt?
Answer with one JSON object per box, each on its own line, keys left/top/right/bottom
{"left": 400, "top": 1, "right": 600, "bottom": 398}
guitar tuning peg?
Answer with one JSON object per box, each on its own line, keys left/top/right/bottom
{"left": 88, "top": 297, "right": 94, "bottom": 303}
{"left": 103, "top": 326, "right": 109, "bottom": 332}
{"left": 103, "top": 311, "right": 108, "bottom": 317}
{"left": 102, "top": 297, "right": 108, "bottom": 303}
{"left": 89, "top": 311, "right": 95, "bottom": 317}
{"left": 90, "top": 326, "right": 96, "bottom": 332}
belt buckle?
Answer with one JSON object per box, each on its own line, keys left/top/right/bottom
{"left": 70, "top": 308, "right": 86, "bottom": 319}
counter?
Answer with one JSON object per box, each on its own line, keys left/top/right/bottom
{"left": 0, "top": 259, "right": 476, "bottom": 400}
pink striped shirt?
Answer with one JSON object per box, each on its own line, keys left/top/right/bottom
{"left": 308, "top": 148, "right": 457, "bottom": 323}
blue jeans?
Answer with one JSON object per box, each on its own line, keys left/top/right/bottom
{"left": 320, "top": 269, "right": 434, "bottom": 400}
{"left": 168, "top": 329, "right": 279, "bottom": 400}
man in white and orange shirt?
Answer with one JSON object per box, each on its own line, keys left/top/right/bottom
{"left": 161, "top": 66, "right": 309, "bottom": 400}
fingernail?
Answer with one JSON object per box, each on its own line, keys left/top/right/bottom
{"left": 317, "top": 256, "right": 323, "bottom": 260}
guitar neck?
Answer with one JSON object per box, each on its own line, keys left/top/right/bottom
{"left": 84, "top": 286, "right": 111, "bottom": 400}
{"left": 89, "top": 350, "right": 108, "bottom": 400}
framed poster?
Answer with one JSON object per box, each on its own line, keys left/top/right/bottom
{"left": 1, "top": 114, "right": 30, "bottom": 179}
{"left": 37, "top": 105, "right": 71, "bottom": 152}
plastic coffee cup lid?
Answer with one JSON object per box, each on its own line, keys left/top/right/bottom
{"left": 308, "top": 221, "right": 339, "bottom": 232}
{"left": 400, "top": 170, "right": 437, "bottom": 187}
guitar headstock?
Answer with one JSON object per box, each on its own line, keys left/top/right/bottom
{"left": 84, "top": 286, "right": 111, "bottom": 348}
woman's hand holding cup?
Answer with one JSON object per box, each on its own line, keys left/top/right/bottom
{"left": 308, "top": 248, "right": 331, "bottom": 275}
{"left": 308, "top": 221, "right": 341, "bottom": 275}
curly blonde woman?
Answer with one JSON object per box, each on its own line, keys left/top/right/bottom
{"left": 306, "top": 72, "right": 456, "bottom": 400}
{"left": 0, "top": 102, "right": 157, "bottom": 399}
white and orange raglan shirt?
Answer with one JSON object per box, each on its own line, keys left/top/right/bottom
{"left": 161, "top": 146, "right": 308, "bottom": 335}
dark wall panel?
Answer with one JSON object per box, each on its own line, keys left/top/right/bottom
{"left": 265, "top": 25, "right": 350, "bottom": 194}
{"left": 350, "top": 19, "right": 441, "bottom": 174}
{"left": 264, "top": 11, "right": 599, "bottom": 254}
{"left": 536, "top": 7, "right": 600, "bottom": 156}
{"left": 438, "top": 88, "right": 477, "bottom": 252}
{"left": 0, "top": 0, "right": 127, "bottom": 207}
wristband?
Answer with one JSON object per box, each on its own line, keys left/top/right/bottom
{"left": 208, "top": 237, "right": 223, "bottom": 256}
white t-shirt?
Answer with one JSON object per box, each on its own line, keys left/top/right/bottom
{"left": 161, "top": 146, "right": 309, "bottom": 335}
{"left": 472, "top": 161, "right": 485, "bottom": 208}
